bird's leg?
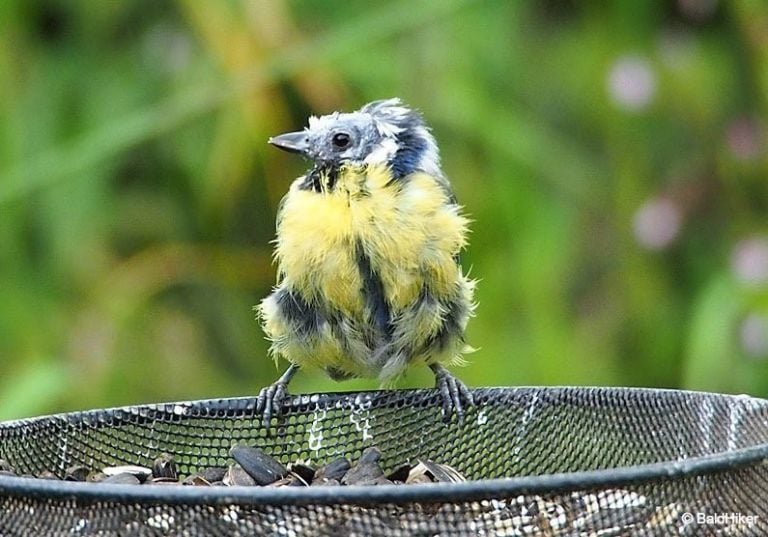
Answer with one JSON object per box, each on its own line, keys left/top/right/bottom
{"left": 429, "top": 363, "right": 475, "bottom": 423}
{"left": 256, "top": 364, "right": 299, "bottom": 427}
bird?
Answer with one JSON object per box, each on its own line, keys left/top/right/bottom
{"left": 256, "top": 98, "right": 476, "bottom": 426}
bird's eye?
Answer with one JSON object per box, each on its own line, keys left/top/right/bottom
{"left": 331, "top": 132, "right": 351, "bottom": 149}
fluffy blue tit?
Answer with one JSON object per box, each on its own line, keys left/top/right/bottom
{"left": 256, "top": 98, "right": 476, "bottom": 425}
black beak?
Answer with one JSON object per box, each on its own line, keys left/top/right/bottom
{"left": 268, "top": 130, "right": 310, "bottom": 155}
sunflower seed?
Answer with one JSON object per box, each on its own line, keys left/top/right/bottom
{"left": 315, "top": 457, "right": 351, "bottom": 482}
{"left": 342, "top": 447, "right": 384, "bottom": 485}
{"left": 229, "top": 445, "right": 287, "bottom": 485}
{"left": 200, "top": 467, "right": 226, "bottom": 483}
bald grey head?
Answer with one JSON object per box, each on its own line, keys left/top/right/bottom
{"left": 269, "top": 98, "right": 442, "bottom": 181}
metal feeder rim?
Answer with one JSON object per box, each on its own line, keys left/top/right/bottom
{"left": 0, "top": 386, "right": 759, "bottom": 428}
{"left": 1, "top": 387, "right": 767, "bottom": 506}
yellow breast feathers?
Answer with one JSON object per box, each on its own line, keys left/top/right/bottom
{"left": 273, "top": 164, "right": 469, "bottom": 316}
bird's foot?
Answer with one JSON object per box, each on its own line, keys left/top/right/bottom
{"left": 256, "top": 364, "right": 299, "bottom": 428}
{"left": 430, "top": 363, "right": 474, "bottom": 423}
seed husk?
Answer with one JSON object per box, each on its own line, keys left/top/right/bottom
{"left": 182, "top": 475, "right": 211, "bottom": 486}
{"left": 65, "top": 465, "right": 90, "bottom": 482}
{"left": 289, "top": 462, "right": 315, "bottom": 485}
{"left": 223, "top": 463, "right": 257, "bottom": 486}
{"left": 87, "top": 472, "right": 107, "bottom": 483}
{"left": 312, "top": 478, "right": 340, "bottom": 487}
{"left": 101, "top": 472, "right": 141, "bottom": 485}
{"left": 151, "top": 476, "right": 179, "bottom": 484}
{"left": 150, "top": 477, "right": 181, "bottom": 485}
{"left": 102, "top": 465, "right": 152, "bottom": 483}
{"left": 411, "top": 459, "right": 466, "bottom": 483}
{"left": 152, "top": 453, "right": 178, "bottom": 480}
{"left": 37, "top": 471, "right": 60, "bottom": 480}
{"left": 268, "top": 475, "right": 306, "bottom": 487}
{"left": 386, "top": 463, "right": 412, "bottom": 483}
{"left": 406, "top": 472, "right": 433, "bottom": 485}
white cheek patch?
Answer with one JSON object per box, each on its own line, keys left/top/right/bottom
{"left": 363, "top": 137, "right": 399, "bottom": 165}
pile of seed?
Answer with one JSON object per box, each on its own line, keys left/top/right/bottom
{"left": 0, "top": 446, "right": 464, "bottom": 487}
{"left": 0, "top": 454, "right": 751, "bottom": 534}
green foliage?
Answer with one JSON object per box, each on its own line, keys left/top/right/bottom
{"left": 1, "top": 0, "right": 767, "bottom": 418}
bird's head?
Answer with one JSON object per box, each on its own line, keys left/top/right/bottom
{"left": 269, "top": 98, "right": 441, "bottom": 180}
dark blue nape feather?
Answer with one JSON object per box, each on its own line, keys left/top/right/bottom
{"left": 365, "top": 102, "right": 430, "bottom": 180}
{"left": 390, "top": 128, "right": 427, "bottom": 179}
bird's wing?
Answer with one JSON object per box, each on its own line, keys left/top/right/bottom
{"left": 435, "top": 173, "right": 463, "bottom": 265}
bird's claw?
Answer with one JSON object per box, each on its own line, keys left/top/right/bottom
{"left": 256, "top": 382, "right": 287, "bottom": 428}
{"left": 431, "top": 364, "right": 474, "bottom": 423}
{"left": 256, "top": 364, "right": 299, "bottom": 428}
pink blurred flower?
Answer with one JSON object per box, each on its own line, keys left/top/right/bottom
{"left": 726, "top": 118, "right": 764, "bottom": 162}
{"left": 607, "top": 55, "right": 657, "bottom": 112}
{"left": 740, "top": 314, "right": 768, "bottom": 360}
{"left": 731, "top": 237, "right": 768, "bottom": 286}
{"left": 633, "top": 197, "right": 682, "bottom": 250}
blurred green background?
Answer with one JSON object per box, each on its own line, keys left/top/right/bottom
{"left": 1, "top": 0, "right": 767, "bottom": 419}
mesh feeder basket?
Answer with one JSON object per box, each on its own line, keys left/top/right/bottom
{"left": 1, "top": 387, "right": 768, "bottom": 536}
